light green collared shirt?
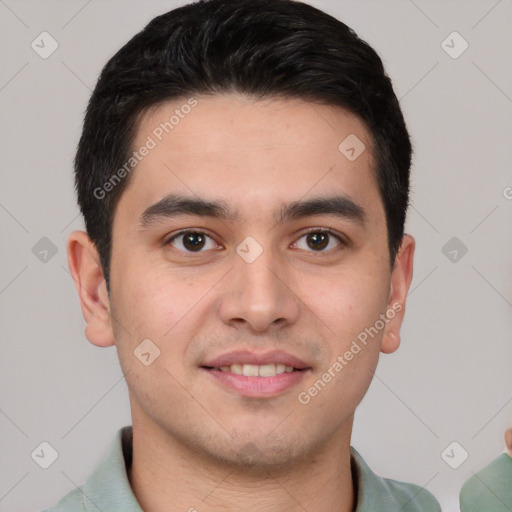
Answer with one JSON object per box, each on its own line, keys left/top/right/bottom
{"left": 42, "top": 426, "right": 441, "bottom": 512}
{"left": 459, "top": 452, "right": 512, "bottom": 512}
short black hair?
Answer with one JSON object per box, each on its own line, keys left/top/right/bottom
{"left": 74, "top": 0, "right": 411, "bottom": 292}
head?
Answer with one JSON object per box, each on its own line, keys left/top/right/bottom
{"left": 68, "top": 0, "right": 415, "bottom": 470}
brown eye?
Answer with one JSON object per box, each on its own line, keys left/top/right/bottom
{"left": 295, "top": 229, "right": 343, "bottom": 252}
{"left": 166, "top": 231, "right": 217, "bottom": 253}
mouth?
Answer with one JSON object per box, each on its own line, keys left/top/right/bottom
{"left": 200, "top": 350, "right": 311, "bottom": 397}
{"left": 202, "top": 363, "right": 307, "bottom": 377}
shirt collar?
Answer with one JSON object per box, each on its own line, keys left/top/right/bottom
{"left": 349, "top": 446, "right": 439, "bottom": 511}
{"left": 82, "top": 426, "right": 142, "bottom": 512}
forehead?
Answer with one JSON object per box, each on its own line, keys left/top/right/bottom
{"left": 116, "top": 94, "right": 383, "bottom": 225}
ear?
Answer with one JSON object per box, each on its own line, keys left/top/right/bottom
{"left": 380, "top": 234, "right": 415, "bottom": 354}
{"left": 67, "top": 230, "right": 115, "bottom": 347}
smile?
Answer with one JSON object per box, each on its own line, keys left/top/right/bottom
{"left": 208, "top": 363, "right": 297, "bottom": 377}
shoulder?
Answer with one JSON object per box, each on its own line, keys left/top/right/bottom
{"left": 350, "top": 447, "right": 441, "bottom": 512}
{"left": 39, "top": 487, "right": 84, "bottom": 512}
{"left": 39, "top": 426, "right": 137, "bottom": 512}
{"left": 376, "top": 475, "right": 441, "bottom": 512}
{"left": 460, "top": 453, "right": 512, "bottom": 512}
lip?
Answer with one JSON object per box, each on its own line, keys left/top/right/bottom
{"left": 204, "top": 368, "right": 309, "bottom": 397}
{"left": 201, "top": 349, "right": 311, "bottom": 398}
{"left": 202, "top": 349, "right": 310, "bottom": 370}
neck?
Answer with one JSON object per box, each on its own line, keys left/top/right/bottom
{"left": 128, "top": 416, "right": 356, "bottom": 512}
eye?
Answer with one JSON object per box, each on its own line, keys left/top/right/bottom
{"left": 293, "top": 228, "right": 344, "bottom": 252}
{"left": 165, "top": 228, "right": 345, "bottom": 254}
{"left": 165, "top": 230, "right": 218, "bottom": 253}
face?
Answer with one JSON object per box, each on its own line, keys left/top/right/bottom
{"left": 69, "top": 93, "right": 414, "bottom": 470}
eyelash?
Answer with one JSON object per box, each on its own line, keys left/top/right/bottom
{"left": 164, "top": 228, "right": 346, "bottom": 255}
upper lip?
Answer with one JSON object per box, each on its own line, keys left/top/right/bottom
{"left": 202, "top": 350, "right": 310, "bottom": 370}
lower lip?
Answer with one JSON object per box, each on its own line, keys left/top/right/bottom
{"left": 203, "top": 368, "right": 308, "bottom": 397}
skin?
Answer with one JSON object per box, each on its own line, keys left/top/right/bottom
{"left": 67, "top": 94, "right": 415, "bottom": 512}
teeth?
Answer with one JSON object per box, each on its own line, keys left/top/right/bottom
{"left": 217, "top": 363, "right": 298, "bottom": 377}
{"left": 231, "top": 364, "right": 243, "bottom": 375}
{"left": 258, "top": 364, "right": 276, "bottom": 377}
{"left": 243, "top": 364, "right": 260, "bottom": 377}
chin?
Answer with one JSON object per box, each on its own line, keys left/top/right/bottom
{"left": 198, "top": 432, "right": 311, "bottom": 474}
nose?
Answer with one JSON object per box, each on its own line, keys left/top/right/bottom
{"left": 217, "top": 243, "right": 300, "bottom": 334}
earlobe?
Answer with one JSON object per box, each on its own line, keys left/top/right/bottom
{"left": 381, "top": 330, "right": 400, "bottom": 354}
{"left": 380, "top": 234, "right": 415, "bottom": 355}
{"left": 67, "top": 230, "right": 115, "bottom": 348}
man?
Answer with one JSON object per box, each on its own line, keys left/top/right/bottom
{"left": 44, "top": 0, "right": 441, "bottom": 510}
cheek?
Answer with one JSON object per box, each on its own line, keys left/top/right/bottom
{"left": 110, "top": 258, "right": 214, "bottom": 366}
{"left": 328, "top": 347, "right": 380, "bottom": 414}
{"left": 300, "top": 265, "right": 390, "bottom": 351}
{"left": 112, "top": 254, "right": 187, "bottom": 329}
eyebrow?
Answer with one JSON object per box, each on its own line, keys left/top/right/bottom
{"left": 138, "top": 193, "right": 368, "bottom": 229}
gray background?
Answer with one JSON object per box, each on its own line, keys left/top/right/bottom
{"left": 1, "top": 1, "right": 511, "bottom": 511}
